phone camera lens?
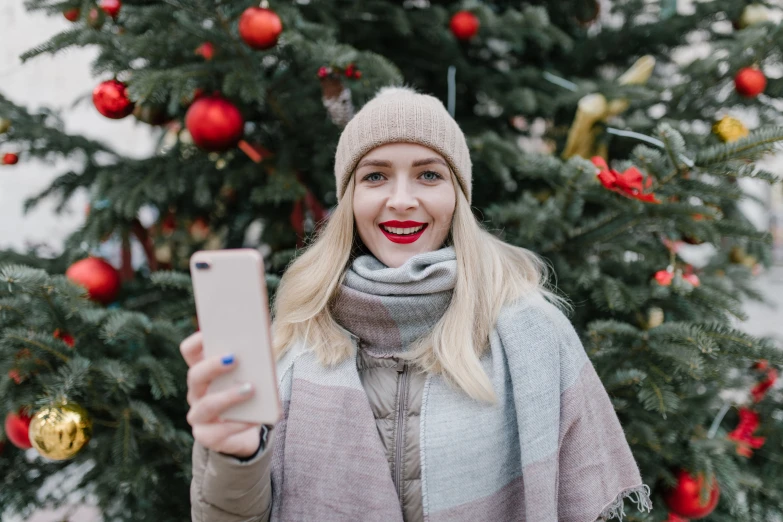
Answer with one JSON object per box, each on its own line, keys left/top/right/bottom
{"left": 195, "top": 261, "right": 211, "bottom": 270}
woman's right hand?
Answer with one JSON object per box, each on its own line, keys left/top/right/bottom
{"left": 180, "top": 331, "right": 262, "bottom": 458}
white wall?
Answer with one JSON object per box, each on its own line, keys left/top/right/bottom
{"left": 0, "top": 0, "right": 157, "bottom": 256}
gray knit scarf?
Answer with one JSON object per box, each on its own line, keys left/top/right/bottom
{"left": 269, "top": 246, "right": 652, "bottom": 521}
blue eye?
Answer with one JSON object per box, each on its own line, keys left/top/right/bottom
{"left": 361, "top": 171, "right": 443, "bottom": 183}
{"left": 363, "top": 172, "right": 385, "bottom": 182}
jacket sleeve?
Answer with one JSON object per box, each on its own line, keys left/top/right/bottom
{"left": 190, "top": 428, "right": 276, "bottom": 522}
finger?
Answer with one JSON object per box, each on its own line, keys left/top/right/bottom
{"left": 186, "top": 353, "right": 238, "bottom": 400}
{"left": 220, "top": 426, "right": 266, "bottom": 456}
{"left": 180, "top": 331, "right": 205, "bottom": 367}
{"left": 192, "top": 422, "right": 259, "bottom": 449}
{"left": 187, "top": 382, "right": 255, "bottom": 426}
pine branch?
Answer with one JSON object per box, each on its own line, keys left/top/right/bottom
{"left": 137, "top": 355, "right": 179, "bottom": 399}
{"left": 36, "top": 356, "right": 92, "bottom": 407}
{"left": 696, "top": 126, "right": 783, "bottom": 166}
{"left": 112, "top": 409, "right": 138, "bottom": 467}
{"left": 19, "top": 28, "right": 106, "bottom": 62}
{"left": 638, "top": 378, "right": 680, "bottom": 417}
{"left": 1, "top": 327, "right": 71, "bottom": 363}
{"left": 150, "top": 270, "right": 194, "bottom": 292}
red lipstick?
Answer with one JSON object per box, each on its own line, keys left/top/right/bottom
{"left": 379, "top": 220, "right": 426, "bottom": 227}
{"left": 378, "top": 220, "right": 428, "bottom": 244}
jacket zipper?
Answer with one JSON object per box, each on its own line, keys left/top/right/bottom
{"left": 394, "top": 360, "right": 409, "bottom": 504}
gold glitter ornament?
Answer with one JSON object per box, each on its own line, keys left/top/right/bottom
{"left": 0, "top": 118, "right": 11, "bottom": 134}
{"left": 28, "top": 401, "right": 92, "bottom": 460}
{"left": 713, "top": 116, "right": 748, "bottom": 142}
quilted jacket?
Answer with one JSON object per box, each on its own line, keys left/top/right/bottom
{"left": 190, "top": 348, "right": 425, "bottom": 522}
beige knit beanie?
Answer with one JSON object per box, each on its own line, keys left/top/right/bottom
{"left": 334, "top": 85, "right": 472, "bottom": 203}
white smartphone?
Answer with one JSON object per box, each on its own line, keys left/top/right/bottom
{"left": 189, "top": 248, "right": 282, "bottom": 425}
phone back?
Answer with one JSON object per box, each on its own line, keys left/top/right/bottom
{"left": 189, "top": 249, "right": 281, "bottom": 425}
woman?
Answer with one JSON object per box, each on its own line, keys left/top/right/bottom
{"left": 181, "top": 86, "right": 653, "bottom": 521}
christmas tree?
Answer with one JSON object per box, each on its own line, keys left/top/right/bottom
{"left": 2, "top": 1, "right": 783, "bottom": 520}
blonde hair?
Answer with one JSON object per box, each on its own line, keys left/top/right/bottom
{"left": 271, "top": 172, "right": 570, "bottom": 403}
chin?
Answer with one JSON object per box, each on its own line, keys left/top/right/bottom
{"left": 375, "top": 245, "right": 429, "bottom": 268}
{"left": 358, "top": 228, "right": 448, "bottom": 268}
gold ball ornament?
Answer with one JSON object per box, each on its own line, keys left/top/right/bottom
{"left": 28, "top": 402, "right": 92, "bottom": 460}
{"left": 729, "top": 246, "right": 745, "bottom": 264}
{"left": 0, "top": 118, "right": 11, "bottom": 134}
{"left": 741, "top": 255, "right": 758, "bottom": 269}
{"left": 713, "top": 116, "right": 748, "bottom": 142}
{"left": 729, "top": 246, "right": 758, "bottom": 268}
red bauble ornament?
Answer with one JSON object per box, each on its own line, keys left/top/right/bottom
{"left": 185, "top": 95, "right": 244, "bottom": 151}
{"left": 93, "top": 79, "right": 134, "bottom": 119}
{"left": 654, "top": 270, "right": 674, "bottom": 286}
{"left": 4, "top": 411, "right": 32, "bottom": 449}
{"left": 189, "top": 217, "right": 210, "bottom": 241}
{"left": 53, "top": 328, "right": 76, "bottom": 348}
{"left": 87, "top": 7, "right": 105, "bottom": 29}
{"left": 343, "top": 63, "right": 362, "bottom": 79}
{"left": 663, "top": 470, "right": 720, "bottom": 519}
{"left": 63, "top": 8, "right": 80, "bottom": 22}
{"left": 2, "top": 153, "right": 19, "bottom": 165}
{"left": 66, "top": 257, "right": 122, "bottom": 304}
{"left": 238, "top": 7, "right": 283, "bottom": 50}
{"left": 450, "top": 11, "right": 480, "bottom": 41}
{"left": 195, "top": 42, "right": 215, "bottom": 60}
{"left": 574, "top": 0, "right": 600, "bottom": 25}
{"left": 158, "top": 210, "right": 177, "bottom": 235}
{"left": 734, "top": 67, "right": 766, "bottom": 98}
{"left": 8, "top": 369, "right": 22, "bottom": 384}
{"left": 98, "top": 0, "right": 121, "bottom": 19}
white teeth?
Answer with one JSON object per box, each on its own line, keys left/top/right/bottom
{"left": 381, "top": 225, "right": 425, "bottom": 235}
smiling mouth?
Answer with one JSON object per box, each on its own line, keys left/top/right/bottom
{"left": 378, "top": 223, "right": 429, "bottom": 244}
{"left": 379, "top": 224, "right": 427, "bottom": 235}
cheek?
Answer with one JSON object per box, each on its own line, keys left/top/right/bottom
{"left": 352, "top": 193, "right": 379, "bottom": 231}
{"left": 432, "top": 188, "right": 456, "bottom": 223}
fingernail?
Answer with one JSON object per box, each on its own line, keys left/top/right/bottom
{"left": 221, "top": 354, "right": 234, "bottom": 365}
{"left": 238, "top": 382, "right": 253, "bottom": 395}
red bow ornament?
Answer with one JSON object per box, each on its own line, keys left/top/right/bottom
{"left": 751, "top": 368, "right": 778, "bottom": 403}
{"left": 727, "top": 407, "right": 766, "bottom": 457}
{"left": 591, "top": 156, "right": 661, "bottom": 203}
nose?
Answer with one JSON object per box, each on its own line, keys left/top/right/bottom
{"left": 386, "top": 177, "right": 418, "bottom": 211}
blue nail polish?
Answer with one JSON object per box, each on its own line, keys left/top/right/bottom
{"left": 221, "top": 354, "right": 234, "bottom": 365}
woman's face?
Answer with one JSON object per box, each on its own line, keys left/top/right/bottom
{"left": 353, "top": 142, "right": 456, "bottom": 268}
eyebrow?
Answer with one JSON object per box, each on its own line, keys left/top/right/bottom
{"left": 355, "top": 157, "right": 449, "bottom": 170}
